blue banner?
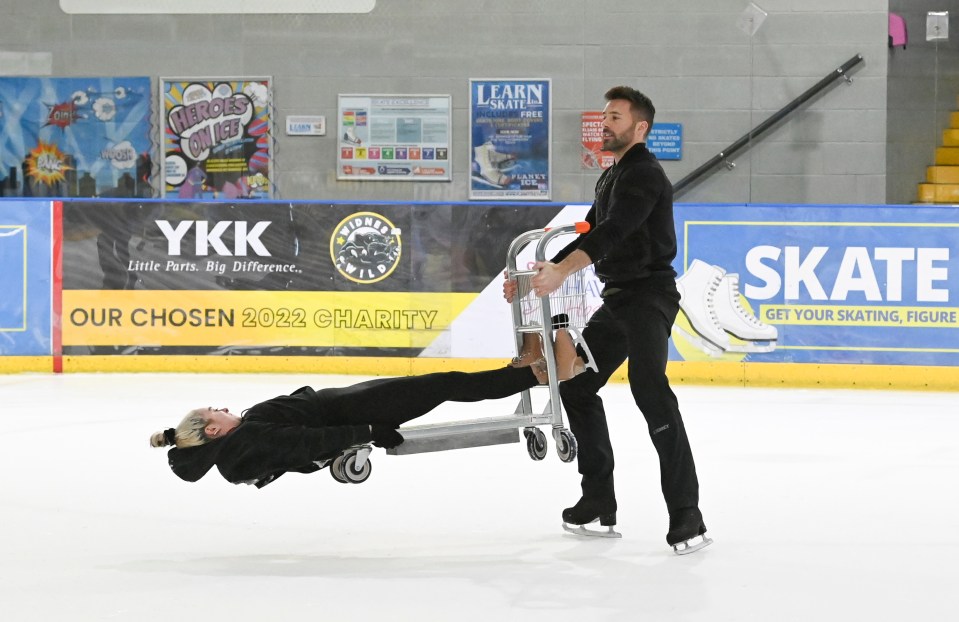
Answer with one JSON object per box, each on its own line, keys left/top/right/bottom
{"left": 672, "top": 203, "right": 959, "bottom": 366}
{"left": 0, "top": 200, "right": 52, "bottom": 355}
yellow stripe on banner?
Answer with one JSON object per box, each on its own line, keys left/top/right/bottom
{"left": 666, "top": 361, "right": 959, "bottom": 391}
{"left": 0, "top": 357, "right": 54, "bottom": 373}
{"left": 3, "top": 356, "right": 955, "bottom": 392}
{"left": 62, "top": 290, "right": 475, "bottom": 348}
{"left": 759, "top": 304, "right": 959, "bottom": 329}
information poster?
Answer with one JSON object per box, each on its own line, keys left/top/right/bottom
{"left": 581, "top": 111, "right": 613, "bottom": 170}
{"left": 160, "top": 77, "right": 273, "bottom": 199}
{"left": 0, "top": 77, "right": 152, "bottom": 198}
{"left": 337, "top": 95, "right": 451, "bottom": 181}
{"left": 469, "top": 78, "right": 551, "bottom": 200}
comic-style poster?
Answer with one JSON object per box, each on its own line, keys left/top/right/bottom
{"left": 469, "top": 78, "right": 551, "bottom": 200}
{"left": 160, "top": 78, "right": 273, "bottom": 199}
{"left": 0, "top": 77, "right": 153, "bottom": 198}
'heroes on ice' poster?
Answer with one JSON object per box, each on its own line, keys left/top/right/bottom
{"left": 160, "top": 78, "right": 273, "bottom": 200}
{"left": 0, "top": 77, "right": 153, "bottom": 198}
{"left": 469, "top": 78, "right": 551, "bottom": 200}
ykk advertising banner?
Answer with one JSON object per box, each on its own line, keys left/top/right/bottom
{"left": 59, "top": 200, "right": 556, "bottom": 356}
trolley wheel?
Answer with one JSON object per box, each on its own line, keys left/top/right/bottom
{"left": 330, "top": 454, "right": 348, "bottom": 483}
{"left": 342, "top": 452, "right": 372, "bottom": 484}
{"left": 556, "top": 429, "right": 578, "bottom": 463}
{"left": 525, "top": 428, "right": 547, "bottom": 461}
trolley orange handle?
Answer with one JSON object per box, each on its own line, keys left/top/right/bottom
{"left": 544, "top": 221, "right": 590, "bottom": 234}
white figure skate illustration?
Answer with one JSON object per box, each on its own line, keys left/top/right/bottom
{"left": 472, "top": 141, "right": 517, "bottom": 187}
{"left": 342, "top": 127, "right": 363, "bottom": 145}
{"left": 675, "top": 259, "right": 730, "bottom": 356}
{"left": 674, "top": 259, "right": 778, "bottom": 356}
{"left": 714, "top": 272, "right": 777, "bottom": 353}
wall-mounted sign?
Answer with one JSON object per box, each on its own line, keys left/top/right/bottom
{"left": 337, "top": 94, "right": 452, "bottom": 182}
{"left": 469, "top": 78, "right": 551, "bottom": 200}
{"left": 647, "top": 123, "right": 683, "bottom": 161}
{"left": 160, "top": 77, "right": 273, "bottom": 199}
{"left": 286, "top": 115, "right": 326, "bottom": 136}
{"left": 581, "top": 111, "right": 614, "bottom": 170}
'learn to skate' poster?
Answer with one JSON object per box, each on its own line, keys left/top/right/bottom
{"left": 336, "top": 95, "right": 452, "bottom": 182}
{"left": 0, "top": 77, "right": 152, "bottom": 198}
{"left": 469, "top": 79, "right": 551, "bottom": 200}
{"left": 0, "top": 200, "right": 52, "bottom": 355}
{"left": 160, "top": 78, "right": 273, "bottom": 200}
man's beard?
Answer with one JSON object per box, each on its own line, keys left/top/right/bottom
{"left": 602, "top": 129, "right": 633, "bottom": 152}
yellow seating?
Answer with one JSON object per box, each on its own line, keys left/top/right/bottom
{"left": 918, "top": 108, "right": 959, "bottom": 202}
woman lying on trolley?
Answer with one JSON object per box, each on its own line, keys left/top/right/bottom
{"left": 151, "top": 330, "right": 582, "bottom": 487}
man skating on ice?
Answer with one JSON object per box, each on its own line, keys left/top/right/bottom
{"left": 505, "top": 86, "right": 711, "bottom": 554}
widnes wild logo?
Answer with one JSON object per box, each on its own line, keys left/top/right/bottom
{"left": 331, "top": 212, "right": 401, "bottom": 284}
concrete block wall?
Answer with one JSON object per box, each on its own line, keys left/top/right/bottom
{"left": 886, "top": 0, "right": 959, "bottom": 205}
{"left": 1, "top": 0, "right": 890, "bottom": 204}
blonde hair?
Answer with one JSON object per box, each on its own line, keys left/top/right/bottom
{"left": 149, "top": 408, "right": 211, "bottom": 448}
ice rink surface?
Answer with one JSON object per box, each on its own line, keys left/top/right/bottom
{"left": 1, "top": 371, "right": 956, "bottom": 621}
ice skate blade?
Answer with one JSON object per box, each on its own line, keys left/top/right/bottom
{"left": 672, "top": 324, "right": 726, "bottom": 357}
{"left": 562, "top": 522, "right": 622, "bottom": 539}
{"left": 672, "top": 534, "right": 713, "bottom": 555}
{"left": 724, "top": 340, "right": 777, "bottom": 354}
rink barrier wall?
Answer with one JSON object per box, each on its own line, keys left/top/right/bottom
{"left": 1, "top": 356, "right": 955, "bottom": 392}
{"left": 1, "top": 198, "right": 957, "bottom": 392}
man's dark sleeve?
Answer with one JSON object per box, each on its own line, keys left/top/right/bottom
{"left": 550, "top": 204, "right": 597, "bottom": 264}
{"left": 576, "top": 165, "right": 666, "bottom": 264}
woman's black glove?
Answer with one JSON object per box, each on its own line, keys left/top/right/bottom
{"left": 370, "top": 425, "right": 404, "bottom": 449}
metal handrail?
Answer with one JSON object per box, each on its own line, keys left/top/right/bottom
{"left": 672, "top": 53, "right": 864, "bottom": 198}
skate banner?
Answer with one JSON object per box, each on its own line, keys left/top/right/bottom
{"left": 160, "top": 78, "right": 273, "bottom": 199}
{"left": 469, "top": 79, "right": 551, "bottom": 200}
{"left": 58, "top": 200, "right": 559, "bottom": 356}
{"left": 0, "top": 76, "right": 153, "bottom": 199}
{"left": 336, "top": 95, "right": 452, "bottom": 181}
{"left": 672, "top": 203, "right": 959, "bottom": 367}
{"left": 0, "top": 200, "right": 53, "bottom": 355}
{"left": 580, "top": 112, "right": 613, "bottom": 170}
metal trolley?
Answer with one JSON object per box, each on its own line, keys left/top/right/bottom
{"left": 327, "top": 222, "right": 596, "bottom": 485}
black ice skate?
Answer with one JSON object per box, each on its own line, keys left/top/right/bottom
{"left": 667, "top": 507, "right": 713, "bottom": 555}
{"left": 561, "top": 497, "right": 621, "bottom": 538}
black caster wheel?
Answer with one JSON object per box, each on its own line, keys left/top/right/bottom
{"left": 556, "top": 429, "right": 577, "bottom": 463}
{"left": 330, "top": 454, "right": 348, "bottom": 483}
{"left": 525, "top": 428, "right": 547, "bottom": 461}
{"left": 342, "top": 452, "right": 372, "bottom": 483}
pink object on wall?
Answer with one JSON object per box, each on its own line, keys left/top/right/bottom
{"left": 889, "top": 12, "right": 908, "bottom": 49}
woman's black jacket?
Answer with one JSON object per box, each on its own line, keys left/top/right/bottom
{"left": 166, "top": 386, "right": 373, "bottom": 488}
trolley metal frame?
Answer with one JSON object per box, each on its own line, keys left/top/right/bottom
{"left": 329, "top": 223, "right": 594, "bottom": 484}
